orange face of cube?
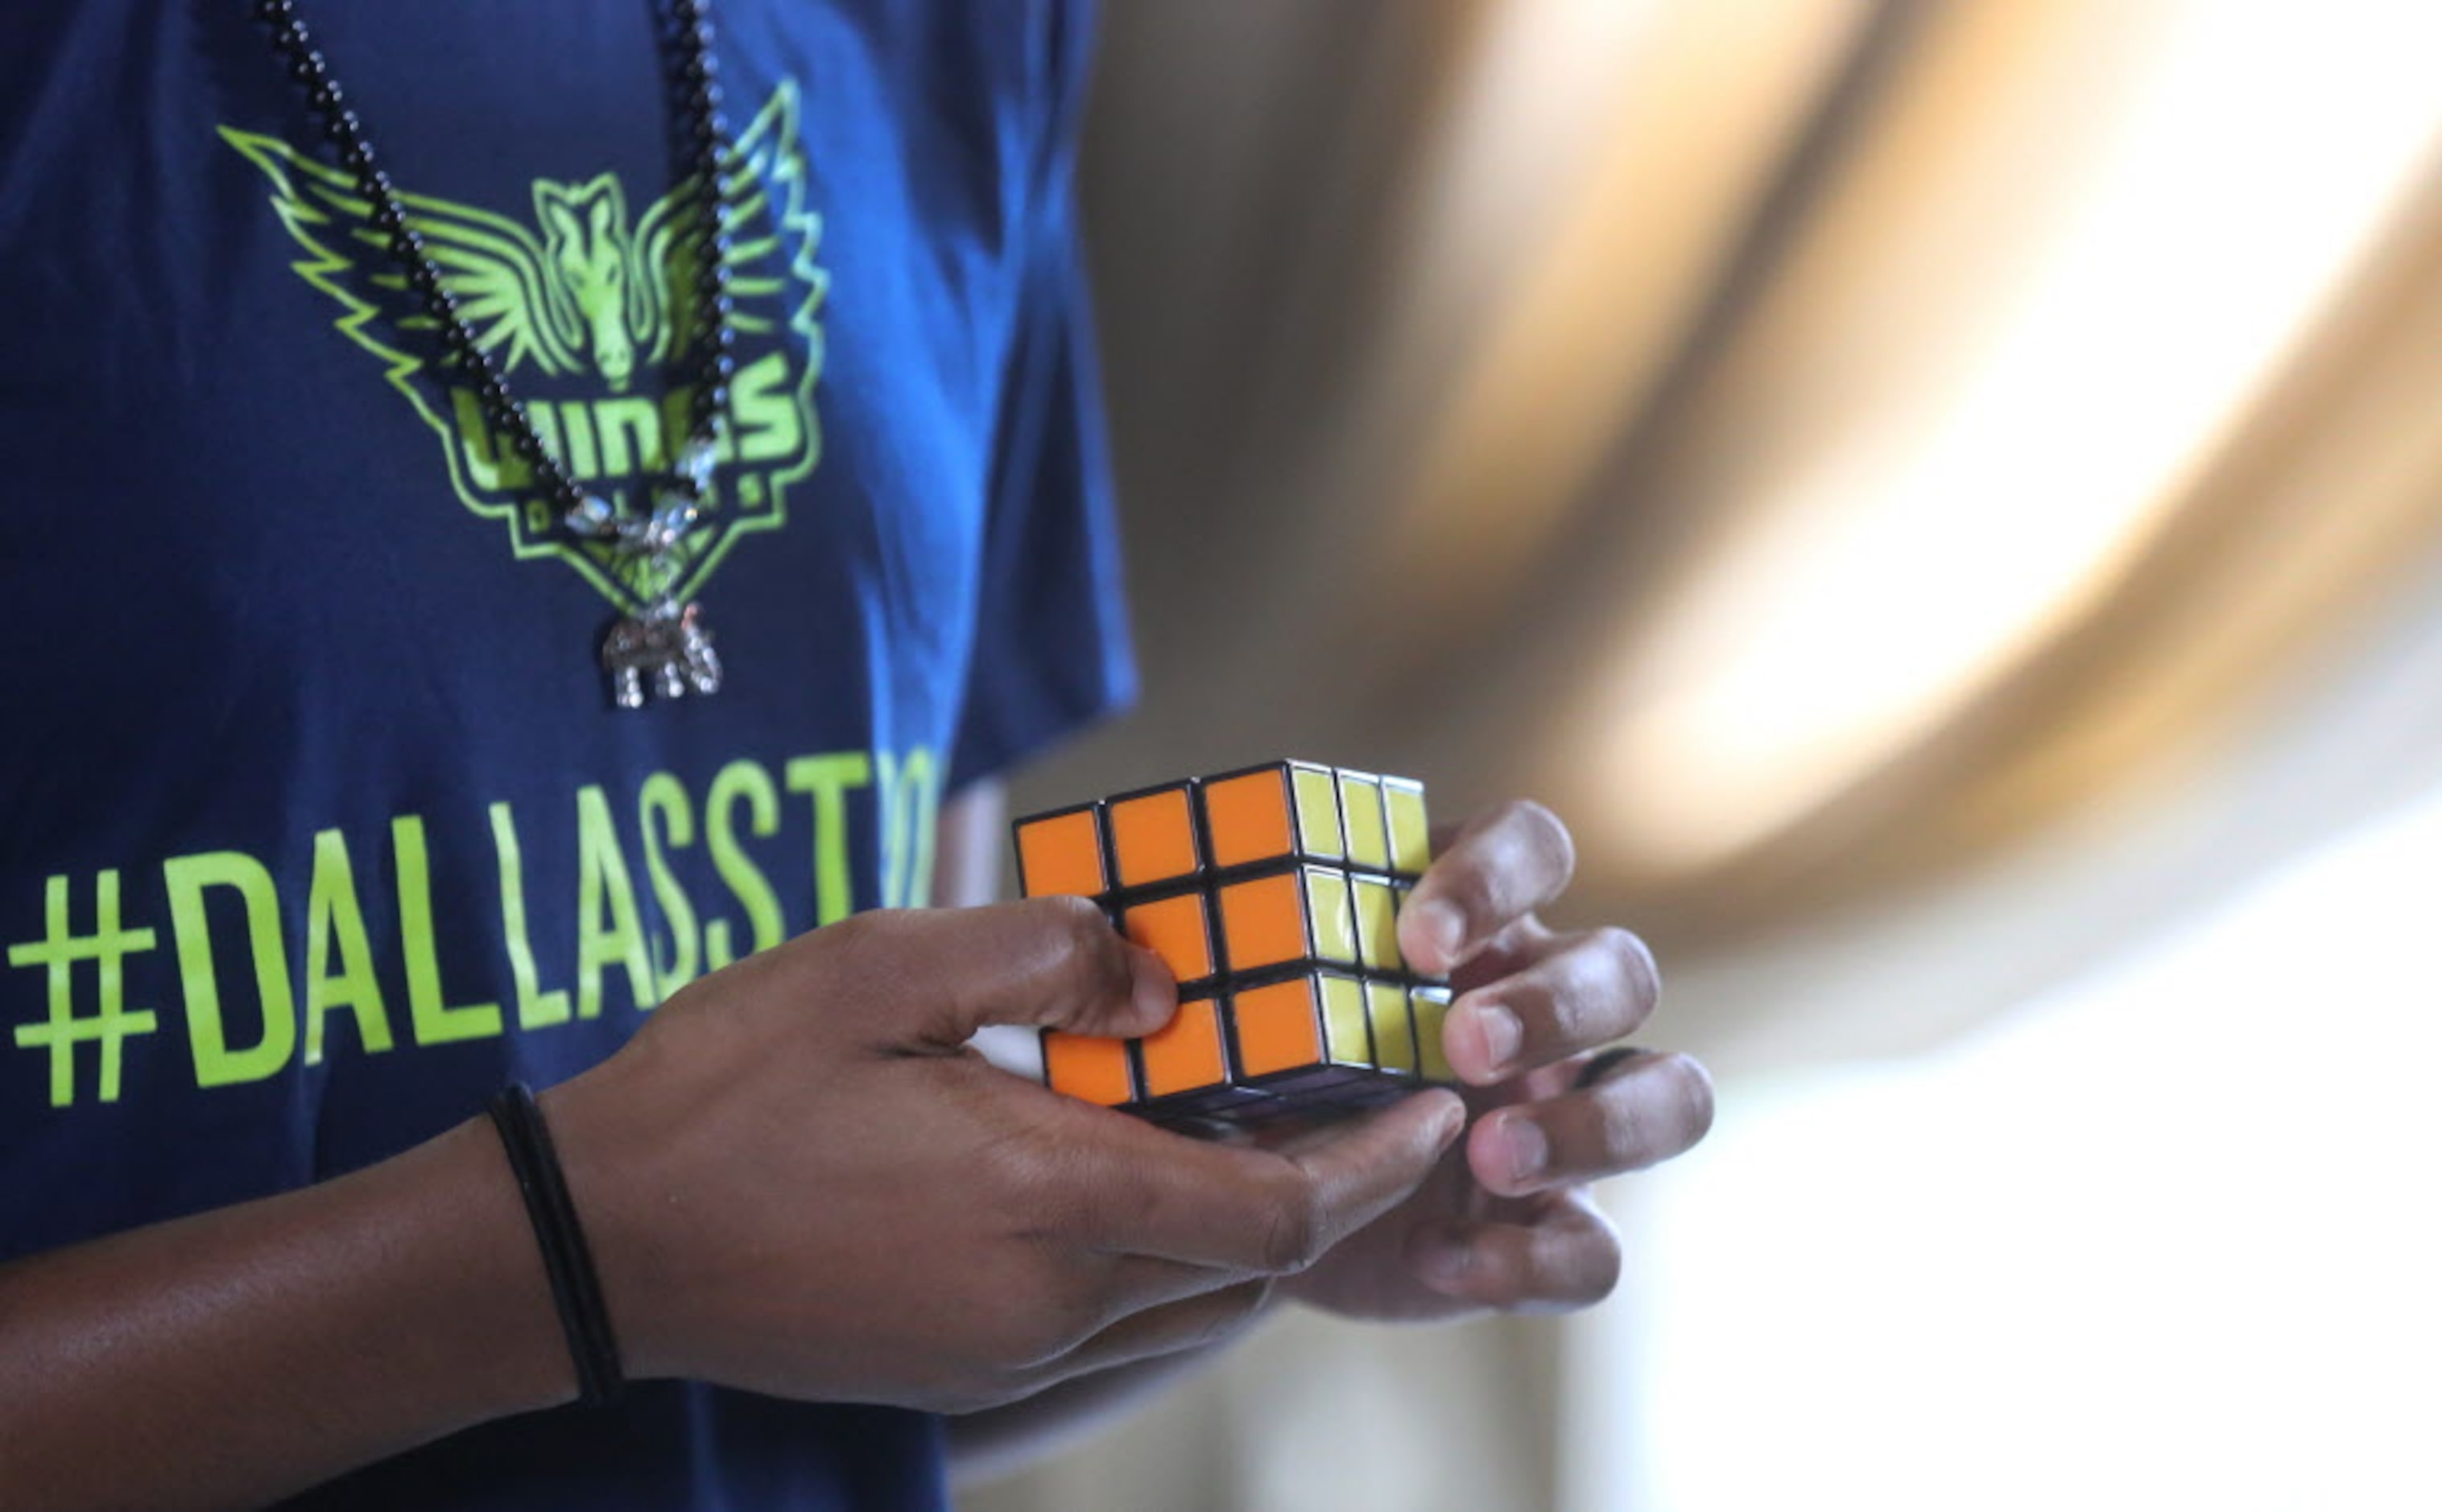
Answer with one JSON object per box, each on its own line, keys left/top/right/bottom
{"left": 1043, "top": 1031, "right": 1134, "bottom": 1106}
{"left": 1216, "top": 870, "right": 1307, "bottom": 973}
{"left": 1232, "top": 977, "right": 1324, "bottom": 1077}
{"left": 1140, "top": 996, "right": 1229, "bottom": 1097}
{"left": 1122, "top": 891, "right": 1214, "bottom": 983}
{"left": 1109, "top": 786, "right": 1200, "bottom": 887}
{"left": 1202, "top": 768, "right": 1293, "bottom": 870}
{"left": 1016, "top": 808, "right": 1105, "bottom": 899}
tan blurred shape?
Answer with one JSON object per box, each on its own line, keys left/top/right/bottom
{"left": 1564, "top": 0, "right": 2442, "bottom": 907}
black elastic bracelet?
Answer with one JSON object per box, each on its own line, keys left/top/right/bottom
{"left": 487, "top": 1082, "right": 624, "bottom": 1406}
{"left": 1574, "top": 1045, "right": 1649, "bottom": 1090}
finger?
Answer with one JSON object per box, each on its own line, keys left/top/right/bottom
{"left": 1441, "top": 914, "right": 1556, "bottom": 994}
{"left": 1466, "top": 1051, "right": 1715, "bottom": 1196}
{"left": 1408, "top": 1191, "right": 1622, "bottom": 1312}
{"left": 1443, "top": 927, "right": 1661, "bottom": 1084}
{"left": 1400, "top": 800, "right": 1576, "bottom": 977}
{"left": 1044, "top": 1280, "right": 1276, "bottom": 1382}
{"left": 1076, "top": 1090, "right": 1466, "bottom": 1274}
{"left": 883, "top": 898, "right": 1176, "bottom": 1045}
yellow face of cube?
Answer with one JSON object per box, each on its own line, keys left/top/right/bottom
{"left": 1339, "top": 771, "right": 1390, "bottom": 871}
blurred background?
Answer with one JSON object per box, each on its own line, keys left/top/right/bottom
{"left": 973, "top": 1, "right": 2442, "bottom": 1507}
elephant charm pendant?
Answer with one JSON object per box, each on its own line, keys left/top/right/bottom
{"left": 564, "top": 440, "right": 728, "bottom": 711}
{"left": 601, "top": 599, "right": 723, "bottom": 710}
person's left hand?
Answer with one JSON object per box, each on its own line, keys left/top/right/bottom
{"left": 1281, "top": 800, "right": 1713, "bottom": 1321}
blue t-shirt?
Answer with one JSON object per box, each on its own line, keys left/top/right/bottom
{"left": 0, "top": 2, "right": 1132, "bottom": 1506}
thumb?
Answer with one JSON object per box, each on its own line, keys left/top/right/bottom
{"left": 910, "top": 896, "right": 1176, "bottom": 1047}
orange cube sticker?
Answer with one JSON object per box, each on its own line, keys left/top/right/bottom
{"left": 1202, "top": 767, "right": 1294, "bottom": 870}
{"left": 1141, "top": 997, "right": 1229, "bottom": 1097}
{"left": 1015, "top": 807, "right": 1105, "bottom": 899}
{"left": 1042, "top": 1031, "right": 1134, "bottom": 1106}
{"left": 1232, "top": 977, "right": 1325, "bottom": 1078}
{"left": 1109, "top": 784, "right": 1200, "bottom": 887}
{"left": 1122, "top": 891, "right": 1215, "bottom": 984}
{"left": 1217, "top": 871, "right": 1306, "bottom": 973}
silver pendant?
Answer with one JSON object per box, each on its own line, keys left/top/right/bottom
{"left": 567, "top": 435, "right": 728, "bottom": 710}
{"left": 602, "top": 599, "right": 722, "bottom": 709}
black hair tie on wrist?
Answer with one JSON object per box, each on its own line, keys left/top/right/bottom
{"left": 488, "top": 1082, "right": 624, "bottom": 1406}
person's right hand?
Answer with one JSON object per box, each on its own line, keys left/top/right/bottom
{"left": 544, "top": 898, "right": 1465, "bottom": 1414}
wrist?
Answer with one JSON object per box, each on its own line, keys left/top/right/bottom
{"left": 487, "top": 1084, "right": 624, "bottom": 1403}
{"left": 375, "top": 1114, "right": 589, "bottom": 1419}
{"left": 537, "top": 1061, "right": 684, "bottom": 1383}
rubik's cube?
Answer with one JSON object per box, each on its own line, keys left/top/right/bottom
{"left": 1014, "top": 760, "right": 1457, "bottom": 1127}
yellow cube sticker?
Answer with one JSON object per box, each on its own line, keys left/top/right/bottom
{"left": 1353, "top": 877, "right": 1400, "bottom": 972}
{"left": 1339, "top": 771, "right": 1389, "bottom": 870}
{"left": 1366, "top": 981, "right": 1417, "bottom": 1073}
{"left": 1383, "top": 777, "right": 1431, "bottom": 876}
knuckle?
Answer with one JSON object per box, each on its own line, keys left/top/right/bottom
{"left": 1432, "top": 854, "right": 1498, "bottom": 923}
{"left": 1257, "top": 1175, "right": 1327, "bottom": 1274}
{"left": 1038, "top": 897, "right": 1126, "bottom": 1002}
{"left": 1535, "top": 970, "right": 1594, "bottom": 1051}
{"left": 804, "top": 908, "right": 886, "bottom": 981}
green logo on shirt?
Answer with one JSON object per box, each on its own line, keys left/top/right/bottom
{"left": 221, "top": 82, "right": 827, "bottom": 615}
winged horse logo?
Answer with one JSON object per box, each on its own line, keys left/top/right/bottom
{"left": 221, "top": 81, "right": 827, "bottom": 614}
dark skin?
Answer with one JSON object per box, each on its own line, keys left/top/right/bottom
{"left": 0, "top": 785, "right": 1709, "bottom": 1508}
{"left": 1287, "top": 798, "right": 1709, "bottom": 1321}
{"left": 947, "top": 787, "right": 1713, "bottom": 1468}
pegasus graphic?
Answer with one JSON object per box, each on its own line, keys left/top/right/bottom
{"left": 221, "top": 82, "right": 827, "bottom": 614}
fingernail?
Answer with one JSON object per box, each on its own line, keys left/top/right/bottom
{"left": 1494, "top": 1114, "right": 1547, "bottom": 1186}
{"left": 1432, "top": 1095, "right": 1468, "bottom": 1151}
{"left": 1469, "top": 1002, "right": 1522, "bottom": 1075}
{"left": 1412, "top": 899, "right": 1465, "bottom": 969}
{"left": 1128, "top": 946, "right": 1176, "bottom": 1022}
{"left": 1417, "top": 1231, "right": 1472, "bottom": 1290}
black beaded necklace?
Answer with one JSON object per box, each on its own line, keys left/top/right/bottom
{"left": 253, "top": 0, "right": 742, "bottom": 708}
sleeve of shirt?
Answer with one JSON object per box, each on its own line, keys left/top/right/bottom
{"left": 948, "top": 0, "right": 1137, "bottom": 792}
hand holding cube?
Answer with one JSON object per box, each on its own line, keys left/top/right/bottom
{"left": 1014, "top": 775, "right": 1716, "bottom": 1320}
